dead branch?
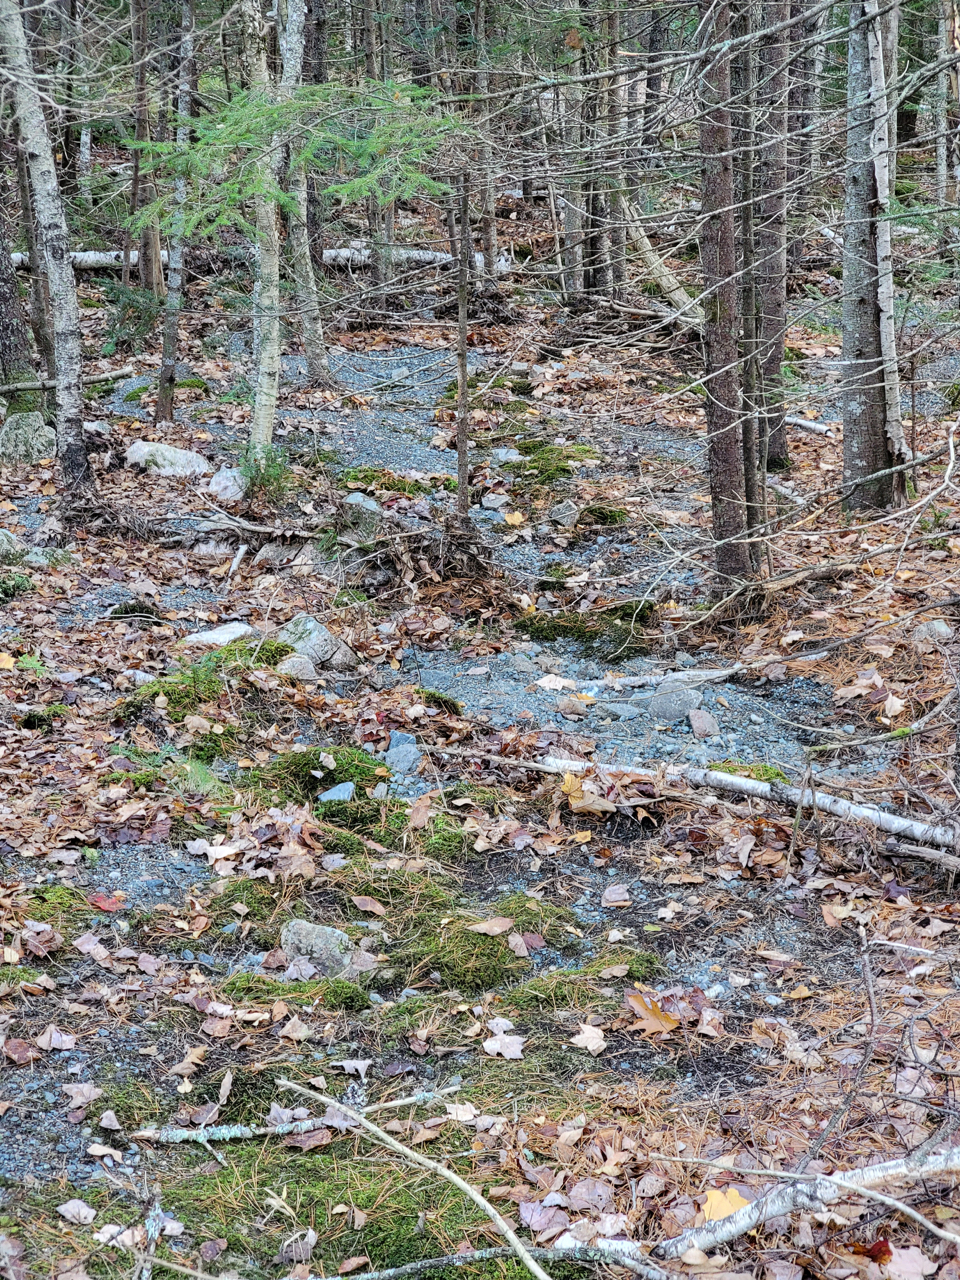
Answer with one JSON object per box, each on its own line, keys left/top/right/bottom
{"left": 0, "top": 365, "right": 134, "bottom": 395}
{"left": 278, "top": 1079, "right": 554, "bottom": 1280}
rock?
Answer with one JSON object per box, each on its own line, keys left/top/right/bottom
{"left": 481, "top": 492, "right": 510, "bottom": 509}
{"left": 548, "top": 499, "right": 580, "bottom": 528}
{"left": 82, "top": 419, "right": 111, "bottom": 439}
{"left": 276, "top": 653, "right": 319, "bottom": 681}
{"left": 595, "top": 701, "right": 642, "bottom": 721}
{"left": 507, "top": 653, "right": 537, "bottom": 675}
{"left": 674, "top": 652, "right": 697, "bottom": 668}
{"left": 648, "top": 686, "right": 702, "bottom": 722}
{"left": 345, "top": 491, "right": 381, "bottom": 514}
{"left": 384, "top": 743, "right": 423, "bottom": 776}
{"left": 0, "top": 529, "right": 26, "bottom": 562}
{"left": 181, "top": 621, "right": 258, "bottom": 648}
{"left": 275, "top": 613, "right": 358, "bottom": 671}
{"left": 688, "top": 708, "right": 719, "bottom": 738}
{"left": 192, "top": 539, "right": 236, "bottom": 559}
{"left": 120, "top": 669, "right": 155, "bottom": 688}
{"left": 510, "top": 361, "right": 530, "bottom": 373}
{"left": 491, "top": 448, "right": 523, "bottom": 464}
{"left": 125, "top": 440, "right": 213, "bottom": 477}
{"left": 279, "top": 920, "right": 355, "bottom": 977}
{"left": 912, "top": 619, "right": 953, "bottom": 647}
{"left": 0, "top": 412, "right": 56, "bottom": 464}
{"left": 317, "top": 781, "right": 356, "bottom": 802}
{"left": 208, "top": 465, "right": 247, "bottom": 502}
{"left": 371, "top": 782, "right": 389, "bottom": 799}
{"left": 389, "top": 729, "right": 417, "bottom": 748}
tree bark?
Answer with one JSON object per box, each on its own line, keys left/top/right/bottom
{"left": 130, "top": 0, "right": 166, "bottom": 296}
{"left": 455, "top": 174, "right": 470, "bottom": 517}
{"left": 0, "top": 0, "right": 93, "bottom": 491}
{"left": 241, "top": 0, "right": 281, "bottom": 457}
{"left": 0, "top": 216, "right": 40, "bottom": 415}
{"left": 14, "top": 133, "right": 55, "bottom": 378}
{"left": 841, "top": 0, "right": 904, "bottom": 508}
{"left": 155, "top": 0, "right": 193, "bottom": 424}
{"left": 699, "top": 0, "right": 752, "bottom": 580}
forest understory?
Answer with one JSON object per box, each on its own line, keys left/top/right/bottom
{"left": 0, "top": 163, "right": 959, "bottom": 1280}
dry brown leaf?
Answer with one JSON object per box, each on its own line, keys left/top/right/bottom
{"left": 571, "top": 1023, "right": 607, "bottom": 1056}
{"left": 350, "top": 895, "right": 386, "bottom": 916}
{"left": 466, "top": 916, "right": 514, "bottom": 936}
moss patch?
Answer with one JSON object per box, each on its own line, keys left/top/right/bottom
{"left": 0, "top": 572, "right": 32, "bottom": 603}
{"left": 24, "top": 884, "right": 92, "bottom": 932}
{"left": 515, "top": 439, "right": 599, "bottom": 484}
{"left": 19, "top": 702, "right": 69, "bottom": 731}
{"left": 242, "top": 744, "right": 385, "bottom": 806}
{"left": 416, "top": 687, "right": 462, "bottom": 715}
{"left": 221, "top": 972, "right": 369, "bottom": 1011}
{"left": 579, "top": 503, "right": 628, "bottom": 526}
{"left": 710, "top": 759, "right": 790, "bottom": 784}
{"left": 343, "top": 465, "right": 429, "bottom": 496}
{"left": 516, "top": 600, "right": 655, "bottom": 659}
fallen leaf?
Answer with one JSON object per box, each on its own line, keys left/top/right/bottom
{"left": 506, "top": 931, "right": 529, "bottom": 957}
{"left": 333, "top": 1058, "right": 373, "bottom": 1079}
{"left": 199, "top": 1240, "right": 227, "bottom": 1262}
{"left": 98, "top": 1110, "right": 122, "bottom": 1131}
{"left": 885, "top": 1246, "right": 938, "bottom": 1280}
{"left": 169, "top": 1046, "right": 207, "bottom": 1077}
{"left": 601, "top": 884, "right": 631, "bottom": 908}
{"left": 62, "top": 1083, "right": 103, "bottom": 1108}
{"left": 35, "top": 1025, "right": 76, "bottom": 1051}
{"left": 350, "top": 895, "right": 386, "bottom": 916}
{"left": 3, "top": 1039, "right": 41, "bottom": 1065}
{"left": 504, "top": 511, "right": 525, "bottom": 526}
{"left": 703, "top": 1187, "right": 751, "bottom": 1220}
{"left": 571, "top": 1023, "right": 607, "bottom": 1056}
{"left": 0, "top": 654, "right": 14, "bottom": 670}
{"left": 466, "top": 916, "right": 514, "bottom": 936}
{"left": 624, "top": 990, "right": 680, "bottom": 1035}
{"left": 57, "top": 1199, "right": 97, "bottom": 1225}
{"left": 86, "top": 1143, "right": 123, "bottom": 1161}
{"left": 339, "top": 1257, "right": 371, "bottom": 1274}
{"left": 284, "top": 1127, "right": 333, "bottom": 1151}
{"left": 482, "top": 1032, "right": 526, "bottom": 1059}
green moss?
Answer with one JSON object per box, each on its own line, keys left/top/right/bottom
{"left": 0, "top": 573, "right": 32, "bottom": 603}
{"left": 516, "top": 600, "right": 654, "bottom": 659}
{"left": 105, "top": 767, "right": 162, "bottom": 788}
{"left": 709, "top": 759, "right": 790, "bottom": 784}
{"left": 333, "top": 588, "right": 368, "bottom": 607}
{"left": 0, "top": 964, "right": 41, "bottom": 986}
{"left": 123, "top": 386, "right": 147, "bottom": 401}
{"left": 209, "top": 637, "right": 294, "bottom": 670}
{"left": 416, "top": 687, "right": 462, "bottom": 715}
{"left": 515, "top": 439, "right": 599, "bottom": 483}
{"left": 342, "top": 465, "right": 429, "bottom": 496}
{"left": 97, "top": 1077, "right": 162, "bottom": 1130}
{"left": 175, "top": 377, "right": 209, "bottom": 390}
{"left": 19, "top": 702, "right": 69, "bottom": 731}
{"left": 243, "top": 744, "right": 384, "bottom": 806}
{"left": 123, "top": 664, "right": 225, "bottom": 724}
{"left": 110, "top": 599, "right": 161, "bottom": 620}
{"left": 221, "top": 973, "right": 369, "bottom": 1011}
{"left": 25, "top": 885, "right": 91, "bottom": 931}
{"left": 211, "top": 878, "right": 282, "bottom": 923}
{"left": 579, "top": 503, "right": 628, "bottom": 526}
{"left": 421, "top": 813, "right": 468, "bottom": 860}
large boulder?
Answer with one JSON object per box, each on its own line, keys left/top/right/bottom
{"left": 279, "top": 920, "right": 354, "bottom": 977}
{"left": 0, "top": 412, "right": 56, "bottom": 464}
{"left": 275, "top": 613, "right": 358, "bottom": 671}
{"left": 125, "top": 440, "right": 213, "bottom": 477}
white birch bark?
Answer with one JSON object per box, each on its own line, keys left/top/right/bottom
{"left": 864, "top": 0, "right": 908, "bottom": 464}
{"left": 0, "top": 0, "right": 92, "bottom": 492}
{"left": 241, "top": 0, "right": 281, "bottom": 458}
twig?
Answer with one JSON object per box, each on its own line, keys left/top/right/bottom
{"left": 0, "top": 365, "right": 134, "bottom": 394}
{"left": 277, "top": 1079, "right": 554, "bottom": 1280}
{"left": 226, "top": 542, "right": 248, "bottom": 580}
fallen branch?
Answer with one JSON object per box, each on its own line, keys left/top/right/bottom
{"left": 278, "top": 1079, "right": 554, "bottom": 1280}
{"left": 0, "top": 365, "right": 133, "bottom": 395}
{"left": 785, "top": 414, "right": 836, "bottom": 438}
{"left": 279, "top": 1245, "right": 670, "bottom": 1280}
{"left": 11, "top": 250, "right": 168, "bottom": 270}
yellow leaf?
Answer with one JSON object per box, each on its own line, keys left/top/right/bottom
{"left": 702, "top": 1187, "right": 751, "bottom": 1221}
{"left": 504, "top": 511, "right": 525, "bottom": 526}
{"left": 785, "top": 985, "right": 812, "bottom": 999}
{"left": 0, "top": 654, "right": 14, "bottom": 670}
{"left": 572, "top": 831, "right": 592, "bottom": 844}
{"left": 41, "top": 482, "right": 56, "bottom": 495}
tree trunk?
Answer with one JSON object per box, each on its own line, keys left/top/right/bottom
{"left": 14, "top": 132, "right": 55, "bottom": 378}
{"left": 0, "top": 217, "right": 40, "bottom": 414}
{"left": 699, "top": 0, "right": 752, "bottom": 580}
{"left": 756, "top": 0, "right": 790, "bottom": 470}
{"left": 155, "top": 0, "right": 193, "bottom": 424}
{"left": 841, "top": 0, "right": 904, "bottom": 509}
{"left": 0, "top": 0, "right": 92, "bottom": 492}
{"left": 241, "top": 0, "right": 281, "bottom": 458}
{"left": 456, "top": 174, "right": 470, "bottom": 517}
{"left": 131, "top": 0, "right": 166, "bottom": 296}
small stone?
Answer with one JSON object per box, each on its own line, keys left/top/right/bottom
{"left": 371, "top": 782, "right": 389, "bottom": 799}
{"left": 124, "top": 440, "right": 213, "bottom": 477}
{"left": 389, "top": 729, "right": 417, "bottom": 748}
{"left": 0, "top": 528, "right": 26, "bottom": 561}
{"left": 181, "top": 621, "right": 258, "bottom": 649}
{"left": 345, "top": 491, "right": 381, "bottom": 515}
{"left": 120, "top": 669, "right": 155, "bottom": 687}
{"left": 276, "top": 654, "right": 319, "bottom": 681}
{"left": 507, "top": 654, "right": 537, "bottom": 675}
{"left": 275, "top": 613, "right": 358, "bottom": 671}
{"left": 674, "top": 652, "right": 697, "bottom": 668}
{"left": 749, "top": 712, "right": 763, "bottom": 725}
{"left": 208, "top": 465, "right": 247, "bottom": 502}
{"left": 510, "top": 361, "right": 530, "bottom": 373}
{"left": 317, "top": 781, "right": 356, "bottom": 802}
{"left": 384, "top": 743, "right": 423, "bottom": 776}
{"left": 912, "top": 619, "right": 953, "bottom": 646}
{"left": 547, "top": 499, "right": 580, "bottom": 528}
{"left": 595, "top": 701, "right": 641, "bottom": 721}
{"left": 688, "top": 708, "right": 719, "bottom": 738}
{"left": 279, "top": 920, "right": 355, "bottom": 977}
{"left": 491, "top": 447, "right": 523, "bottom": 464}
{"left": 481, "top": 492, "right": 510, "bottom": 509}
{"left": 0, "top": 411, "right": 56, "bottom": 464}
{"left": 556, "top": 696, "right": 586, "bottom": 720}
{"left": 648, "top": 686, "right": 702, "bottom": 722}
{"left": 843, "top": 724, "right": 856, "bottom": 735}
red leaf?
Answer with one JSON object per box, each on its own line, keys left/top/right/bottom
{"left": 88, "top": 892, "right": 125, "bottom": 912}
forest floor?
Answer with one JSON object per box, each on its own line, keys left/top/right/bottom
{"left": 1, "top": 215, "right": 960, "bottom": 1280}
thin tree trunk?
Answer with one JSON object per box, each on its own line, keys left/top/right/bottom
{"left": 456, "top": 174, "right": 470, "bottom": 517}
{"left": 606, "top": 0, "right": 626, "bottom": 292}
{"left": 756, "top": 0, "right": 790, "bottom": 470}
{"left": 131, "top": 0, "right": 165, "bottom": 296}
{"left": 0, "top": 0, "right": 92, "bottom": 491}
{"left": 155, "top": 0, "right": 193, "bottom": 424}
{"left": 241, "top": 0, "right": 281, "bottom": 458}
{"left": 842, "top": 0, "right": 903, "bottom": 509}
{"left": 14, "top": 132, "right": 55, "bottom": 377}
{"left": 699, "top": 0, "right": 751, "bottom": 580}
{"left": 0, "top": 217, "right": 40, "bottom": 414}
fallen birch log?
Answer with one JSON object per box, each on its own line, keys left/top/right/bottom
{"left": 428, "top": 749, "right": 960, "bottom": 854}
{"left": 623, "top": 204, "right": 705, "bottom": 329}
{"left": 11, "top": 250, "right": 168, "bottom": 270}
{"left": 0, "top": 365, "right": 133, "bottom": 395}
{"left": 785, "top": 414, "right": 836, "bottom": 438}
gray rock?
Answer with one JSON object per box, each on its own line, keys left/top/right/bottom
{"left": 125, "top": 440, "right": 213, "bottom": 477}
{"left": 181, "top": 621, "right": 258, "bottom": 649}
{"left": 389, "top": 729, "right": 417, "bottom": 748}
{"left": 120, "top": 669, "right": 156, "bottom": 688}
{"left": 279, "top": 920, "right": 355, "bottom": 977}
{"left": 276, "top": 653, "right": 319, "bottom": 681}
{"left": 345, "top": 491, "right": 381, "bottom": 514}
{"left": 275, "top": 613, "right": 358, "bottom": 671}
{"left": 208, "top": 465, "right": 248, "bottom": 502}
{"left": 912, "top": 619, "right": 954, "bottom": 645}
{"left": 674, "top": 652, "right": 697, "bottom": 668}
{"left": 0, "top": 529, "right": 26, "bottom": 563}
{"left": 317, "top": 781, "right": 356, "bottom": 802}
{"left": 688, "top": 708, "right": 720, "bottom": 738}
{"left": 491, "top": 448, "right": 523, "bottom": 464}
{"left": 384, "top": 743, "right": 423, "bottom": 776}
{"left": 648, "top": 686, "right": 702, "bottom": 722}
{"left": 191, "top": 539, "right": 236, "bottom": 559}
{"left": 510, "top": 361, "right": 530, "bottom": 373}
{"left": 0, "top": 411, "right": 56, "bottom": 463}
{"left": 371, "top": 782, "right": 389, "bottom": 799}
{"left": 548, "top": 499, "right": 580, "bottom": 528}
{"left": 481, "top": 492, "right": 510, "bottom": 509}
{"left": 23, "top": 547, "right": 77, "bottom": 568}
{"left": 508, "top": 654, "right": 537, "bottom": 675}
{"left": 596, "top": 701, "right": 642, "bottom": 721}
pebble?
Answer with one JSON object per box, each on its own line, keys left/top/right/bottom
{"left": 648, "top": 686, "right": 702, "bottom": 722}
{"left": 317, "top": 781, "right": 356, "bottom": 802}
{"left": 384, "top": 743, "right": 424, "bottom": 775}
